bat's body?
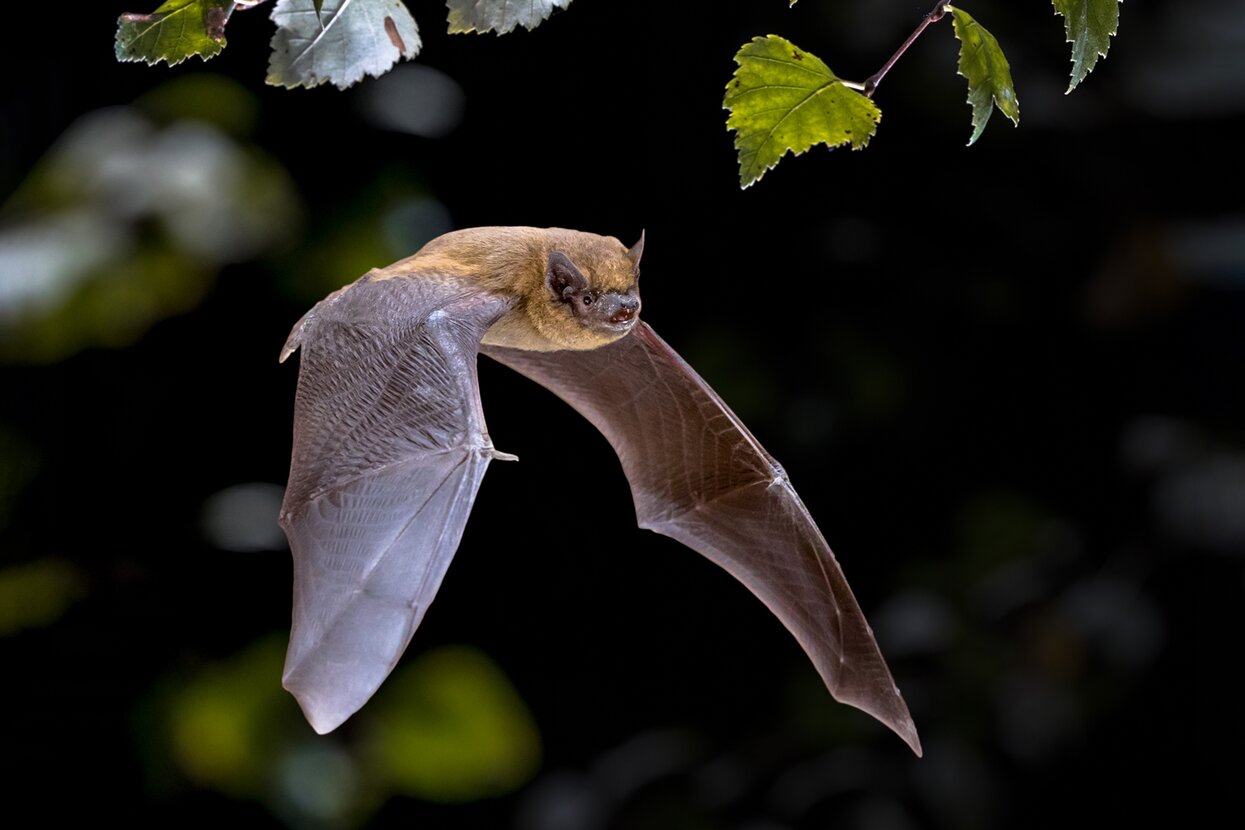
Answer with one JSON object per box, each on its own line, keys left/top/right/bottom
{"left": 279, "top": 227, "right": 921, "bottom": 755}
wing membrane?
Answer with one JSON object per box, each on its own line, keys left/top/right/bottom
{"left": 281, "top": 274, "right": 514, "bottom": 733}
{"left": 483, "top": 323, "right": 921, "bottom": 755}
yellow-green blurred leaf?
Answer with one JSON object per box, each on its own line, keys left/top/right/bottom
{"left": 724, "top": 35, "right": 880, "bottom": 188}
{"left": 1052, "top": 0, "right": 1121, "bottom": 91}
{"left": 136, "top": 74, "right": 259, "bottom": 136}
{"left": 363, "top": 646, "right": 541, "bottom": 802}
{"left": 949, "top": 7, "right": 1020, "bottom": 145}
{"left": 167, "top": 635, "right": 292, "bottom": 796}
{"left": 0, "top": 560, "right": 85, "bottom": 636}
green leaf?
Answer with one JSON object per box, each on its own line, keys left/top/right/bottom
{"left": 447, "top": 0, "right": 572, "bottom": 34}
{"left": 948, "top": 7, "right": 1019, "bottom": 145}
{"left": 724, "top": 35, "right": 881, "bottom": 188}
{"left": 115, "top": 0, "right": 235, "bottom": 66}
{"left": 1052, "top": 0, "right": 1121, "bottom": 91}
{"left": 446, "top": 0, "right": 572, "bottom": 34}
{"left": 268, "top": 0, "right": 422, "bottom": 90}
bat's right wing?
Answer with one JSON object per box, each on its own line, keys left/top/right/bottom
{"left": 280, "top": 272, "right": 515, "bottom": 734}
{"left": 483, "top": 323, "right": 921, "bottom": 755}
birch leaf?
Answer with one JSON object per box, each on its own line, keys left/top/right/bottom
{"left": 115, "top": 0, "right": 235, "bottom": 66}
{"left": 267, "top": 0, "right": 421, "bottom": 90}
{"left": 949, "top": 6, "right": 1020, "bottom": 145}
{"left": 724, "top": 35, "right": 880, "bottom": 188}
{"left": 446, "top": 0, "right": 572, "bottom": 35}
{"left": 1052, "top": 0, "right": 1121, "bottom": 91}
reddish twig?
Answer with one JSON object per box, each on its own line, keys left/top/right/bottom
{"left": 862, "top": 1, "right": 951, "bottom": 98}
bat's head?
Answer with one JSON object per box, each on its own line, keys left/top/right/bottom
{"left": 535, "top": 230, "right": 643, "bottom": 350}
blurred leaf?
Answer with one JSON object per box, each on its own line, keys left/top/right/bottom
{"left": 267, "top": 0, "right": 422, "bottom": 90}
{"left": 200, "top": 483, "right": 287, "bottom": 552}
{"left": 948, "top": 7, "right": 1020, "bottom": 145}
{"left": 725, "top": 35, "right": 880, "bottom": 188}
{"left": 0, "top": 560, "right": 85, "bottom": 636}
{"left": 0, "top": 240, "right": 210, "bottom": 363}
{"left": 1053, "top": 0, "right": 1121, "bottom": 92}
{"left": 0, "top": 102, "right": 299, "bottom": 363}
{"left": 364, "top": 646, "right": 541, "bottom": 802}
{"left": 447, "top": 0, "right": 572, "bottom": 34}
{"left": 167, "top": 635, "right": 293, "bottom": 796}
{"left": 115, "top": 0, "right": 236, "bottom": 66}
{"left": 282, "top": 167, "right": 440, "bottom": 303}
{"left": 136, "top": 74, "right": 259, "bottom": 137}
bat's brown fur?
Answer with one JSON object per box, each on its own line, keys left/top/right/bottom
{"left": 382, "top": 226, "right": 640, "bottom": 352}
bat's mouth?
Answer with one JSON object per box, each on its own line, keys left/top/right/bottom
{"left": 589, "top": 292, "right": 640, "bottom": 332}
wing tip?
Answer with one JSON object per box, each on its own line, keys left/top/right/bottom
{"left": 839, "top": 686, "right": 923, "bottom": 757}
{"left": 893, "top": 713, "right": 923, "bottom": 758}
{"left": 283, "top": 672, "right": 352, "bottom": 735}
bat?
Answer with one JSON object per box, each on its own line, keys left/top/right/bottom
{"left": 278, "top": 227, "right": 921, "bottom": 755}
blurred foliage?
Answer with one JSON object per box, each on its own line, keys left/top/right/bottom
{"left": 363, "top": 646, "right": 542, "bottom": 803}
{"left": 0, "top": 559, "right": 86, "bottom": 636}
{"left": 200, "top": 482, "right": 288, "bottom": 552}
{"left": 153, "top": 639, "right": 539, "bottom": 824}
{"left": 166, "top": 634, "right": 294, "bottom": 797}
{"left": 281, "top": 169, "right": 452, "bottom": 303}
{"left": 0, "top": 75, "right": 298, "bottom": 362}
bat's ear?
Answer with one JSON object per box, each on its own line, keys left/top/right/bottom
{"left": 546, "top": 250, "right": 588, "bottom": 301}
{"left": 626, "top": 230, "right": 645, "bottom": 275}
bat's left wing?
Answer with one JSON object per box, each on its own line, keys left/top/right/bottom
{"left": 280, "top": 272, "right": 515, "bottom": 734}
{"left": 483, "top": 323, "right": 921, "bottom": 755}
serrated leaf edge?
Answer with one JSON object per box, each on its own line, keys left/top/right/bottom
{"left": 115, "top": 1, "right": 231, "bottom": 68}
{"left": 1053, "top": 0, "right": 1121, "bottom": 93}
{"left": 724, "top": 35, "right": 880, "bottom": 188}
{"left": 266, "top": 0, "right": 422, "bottom": 91}
{"left": 446, "top": 0, "right": 572, "bottom": 35}
{"left": 947, "top": 6, "right": 1019, "bottom": 146}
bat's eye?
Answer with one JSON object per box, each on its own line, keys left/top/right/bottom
{"left": 582, "top": 295, "right": 594, "bottom": 306}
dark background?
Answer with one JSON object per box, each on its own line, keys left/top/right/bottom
{"left": 1, "top": 1, "right": 1238, "bottom": 826}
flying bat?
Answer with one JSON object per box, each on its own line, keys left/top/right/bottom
{"left": 278, "top": 227, "right": 921, "bottom": 755}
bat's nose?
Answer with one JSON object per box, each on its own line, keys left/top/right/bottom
{"left": 609, "top": 296, "right": 640, "bottom": 324}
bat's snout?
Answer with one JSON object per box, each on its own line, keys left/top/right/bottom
{"left": 606, "top": 295, "right": 640, "bottom": 325}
